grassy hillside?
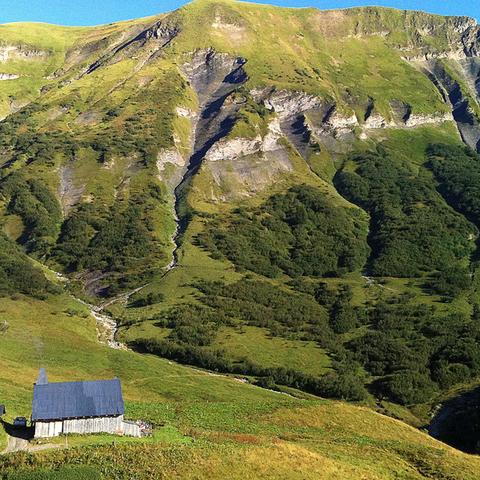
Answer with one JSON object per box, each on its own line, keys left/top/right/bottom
{"left": 2, "top": 1, "right": 480, "bottom": 474}
{"left": 0, "top": 288, "right": 289, "bottom": 452}
{"left": 2, "top": 400, "right": 480, "bottom": 479}
{"left": 2, "top": 269, "right": 478, "bottom": 479}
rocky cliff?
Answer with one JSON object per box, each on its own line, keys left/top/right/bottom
{"left": 1, "top": 0, "right": 480, "bottom": 276}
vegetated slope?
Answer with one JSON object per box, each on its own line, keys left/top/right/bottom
{"left": 3, "top": 0, "right": 480, "bottom": 458}
{"left": 335, "top": 146, "right": 477, "bottom": 277}
{"left": 0, "top": 285, "right": 288, "bottom": 449}
{"left": 3, "top": 400, "right": 480, "bottom": 480}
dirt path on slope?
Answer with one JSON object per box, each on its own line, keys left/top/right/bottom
{"left": 3, "top": 432, "right": 29, "bottom": 453}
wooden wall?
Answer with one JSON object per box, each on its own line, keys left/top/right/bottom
{"left": 34, "top": 415, "right": 141, "bottom": 438}
{"left": 35, "top": 420, "right": 62, "bottom": 438}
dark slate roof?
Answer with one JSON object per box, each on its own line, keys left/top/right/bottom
{"left": 32, "top": 376, "right": 125, "bottom": 421}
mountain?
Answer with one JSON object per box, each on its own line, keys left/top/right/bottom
{"left": 3, "top": 0, "right": 480, "bottom": 475}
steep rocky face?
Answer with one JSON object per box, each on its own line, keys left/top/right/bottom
{"left": 81, "top": 20, "right": 181, "bottom": 79}
{"left": 0, "top": 73, "right": 20, "bottom": 80}
{"left": 205, "top": 117, "right": 284, "bottom": 162}
{"left": 412, "top": 59, "right": 480, "bottom": 150}
{"left": 156, "top": 48, "right": 249, "bottom": 252}
{"left": 0, "top": 45, "right": 47, "bottom": 62}
{"left": 384, "top": 14, "right": 480, "bottom": 61}
{"left": 256, "top": 90, "right": 326, "bottom": 160}
{"left": 249, "top": 86, "right": 457, "bottom": 162}
{"left": 457, "top": 57, "right": 480, "bottom": 100}
{"left": 158, "top": 48, "right": 250, "bottom": 196}
{"left": 203, "top": 116, "right": 293, "bottom": 199}
{"left": 180, "top": 48, "right": 248, "bottom": 170}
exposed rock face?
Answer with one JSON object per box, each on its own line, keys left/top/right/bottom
{"left": 390, "top": 100, "right": 412, "bottom": 123}
{"left": 401, "top": 50, "right": 471, "bottom": 62}
{"left": 177, "top": 48, "right": 249, "bottom": 173}
{"left": 201, "top": 115, "right": 292, "bottom": 199}
{"left": 363, "top": 113, "right": 387, "bottom": 129}
{"left": 205, "top": 118, "right": 283, "bottom": 162}
{"left": 254, "top": 90, "right": 330, "bottom": 159}
{"left": 205, "top": 137, "right": 263, "bottom": 162}
{"left": 411, "top": 59, "right": 480, "bottom": 150}
{"left": 0, "top": 45, "right": 47, "bottom": 61}
{"left": 138, "top": 22, "right": 180, "bottom": 43}
{"left": 175, "top": 106, "right": 198, "bottom": 120}
{"left": 57, "top": 164, "right": 86, "bottom": 217}
{"left": 0, "top": 73, "right": 20, "bottom": 80}
{"left": 262, "top": 90, "right": 324, "bottom": 117}
{"left": 394, "top": 15, "right": 480, "bottom": 61}
{"left": 207, "top": 148, "right": 293, "bottom": 200}
{"left": 157, "top": 148, "right": 189, "bottom": 196}
{"left": 404, "top": 112, "right": 454, "bottom": 127}
{"left": 324, "top": 110, "right": 358, "bottom": 129}
{"left": 81, "top": 19, "right": 181, "bottom": 78}
{"left": 157, "top": 149, "right": 187, "bottom": 168}
{"left": 263, "top": 117, "right": 284, "bottom": 150}
{"left": 251, "top": 87, "right": 460, "bottom": 159}
{"left": 181, "top": 48, "right": 247, "bottom": 107}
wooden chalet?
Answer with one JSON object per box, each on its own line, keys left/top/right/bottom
{"left": 31, "top": 368, "right": 140, "bottom": 438}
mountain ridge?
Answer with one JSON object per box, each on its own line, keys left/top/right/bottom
{"left": 3, "top": 2, "right": 480, "bottom": 474}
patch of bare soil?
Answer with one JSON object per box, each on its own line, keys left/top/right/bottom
{"left": 2, "top": 425, "right": 34, "bottom": 454}
{"left": 73, "top": 110, "right": 101, "bottom": 125}
{"left": 57, "top": 163, "right": 86, "bottom": 216}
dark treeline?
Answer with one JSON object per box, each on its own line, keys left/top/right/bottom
{"left": 156, "top": 278, "right": 335, "bottom": 349}
{"left": 0, "top": 172, "right": 62, "bottom": 256}
{"left": 335, "top": 147, "right": 477, "bottom": 277}
{"left": 131, "top": 337, "right": 366, "bottom": 401}
{"left": 198, "top": 184, "right": 369, "bottom": 278}
{"left": 131, "top": 278, "right": 366, "bottom": 401}
{"left": 0, "top": 235, "right": 57, "bottom": 298}
{"left": 288, "top": 278, "right": 480, "bottom": 405}
{"left": 52, "top": 187, "right": 167, "bottom": 292}
{"left": 426, "top": 143, "right": 480, "bottom": 228}
{"left": 0, "top": 170, "right": 166, "bottom": 293}
{"left": 131, "top": 275, "right": 480, "bottom": 406}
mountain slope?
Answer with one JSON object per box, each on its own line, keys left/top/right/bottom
{"left": 3, "top": 396, "right": 480, "bottom": 479}
{"left": 3, "top": 0, "right": 480, "bottom": 460}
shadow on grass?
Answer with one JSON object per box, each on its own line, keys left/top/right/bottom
{"left": 428, "top": 384, "right": 480, "bottom": 454}
{"left": 1, "top": 419, "right": 34, "bottom": 441}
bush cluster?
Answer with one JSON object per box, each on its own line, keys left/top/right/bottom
{"left": 0, "top": 172, "right": 62, "bottom": 256}
{"left": 335, "top": 147, "right": 477, "bottom": 277}
{"left": 199, "top": 184, "right": 369, "bottom": 278}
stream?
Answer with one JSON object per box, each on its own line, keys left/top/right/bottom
{"left": 41, "top": 264, "right": 134, "bottom": 351}
{"left": 42, "top": 55, "right": 250, "bottom": 349}
{"left": 167, "top": 52, "right": 249, "bottom": 268}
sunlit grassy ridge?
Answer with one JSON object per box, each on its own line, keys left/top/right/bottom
{"left": 160, "top": 0, "right": 452, "bottom": 116}
{"left": 0, "top": 0, "right": 469, "bottom": 122}
{"left": 2, "top": 400, "right": 480, "bottom": 479}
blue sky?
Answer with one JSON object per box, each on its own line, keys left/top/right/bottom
{"left": 0, "top": 0, "right": 477, "bottom": 26}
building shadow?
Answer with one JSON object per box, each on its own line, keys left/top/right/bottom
{"left": 1, "top": 419, "right": 34, "bottom": 441}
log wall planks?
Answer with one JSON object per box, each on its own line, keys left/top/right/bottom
{"left": 34, "top": 415, "right": 141, "bottom": 438}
